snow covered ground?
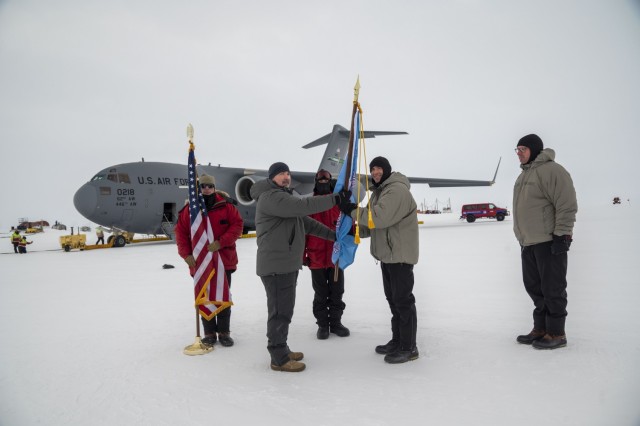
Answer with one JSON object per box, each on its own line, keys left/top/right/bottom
{"left": 1, "top": 207, "right": 639, "bottom": 426}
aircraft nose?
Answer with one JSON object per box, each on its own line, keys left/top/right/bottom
{"left": 73, "top": 184, "right": 98, "bottom": 219}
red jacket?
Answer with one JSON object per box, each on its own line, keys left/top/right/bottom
{"left": 175, "top": 193, "right": 243, "bottom": 274}
{"left": 304, "top": 203, "right": 341, "bottom": 269}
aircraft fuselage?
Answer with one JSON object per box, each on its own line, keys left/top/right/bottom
{"left": 73, "top": 162, "right": 258, "bottom": 235}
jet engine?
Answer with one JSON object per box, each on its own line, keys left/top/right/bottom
{"left": 235, "top": 175, "right": 267, "bottom": 206}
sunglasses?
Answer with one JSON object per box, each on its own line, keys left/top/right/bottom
{"left": 200, "top": 184, "right": 215, "bottom": 189}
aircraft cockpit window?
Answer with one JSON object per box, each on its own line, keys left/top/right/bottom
{"left": 91, "top": 175, "right": 106, "bottom": 181}
{"left": 107, "top": 174, "right": 118, "bottom": 182}
{"left": 118, "top": 173, "right": 131, "bottom": 184}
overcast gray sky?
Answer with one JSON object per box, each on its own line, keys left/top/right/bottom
{"left": 1, "top": 0, "right": 639, "bottom": 229}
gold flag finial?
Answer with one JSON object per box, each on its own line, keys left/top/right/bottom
{"left": 354, "top": 76, "right": 361, "bottom": 102}
{"left": 187, "top": 123, "right": 194, "bottom": 143}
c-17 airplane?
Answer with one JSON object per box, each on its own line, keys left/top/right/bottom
{"left": 73, "top": 124, "right": 500, "bottom": 245}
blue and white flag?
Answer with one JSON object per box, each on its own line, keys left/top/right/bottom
{"left": 331, "top": 109, "right": 361, "bottom": 270}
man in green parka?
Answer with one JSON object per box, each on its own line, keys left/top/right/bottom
{"left": 341, "top": 156, "right": 420, "bottom": 364}
{"left": 250, "top": 162, "right": 351, "bottom": 372}
{"left": 513, "top": 134, "right": 577, "bottom": 350}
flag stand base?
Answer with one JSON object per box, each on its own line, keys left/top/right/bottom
{"left": 183, "top": 337, "right": 214, "bottom": 356}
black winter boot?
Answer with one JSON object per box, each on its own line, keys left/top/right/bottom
{"left": 218, "top": 332, "right": 234, "bottom": 347}
{"left": 532, "top": 334, "right": 567, "bottom": 350}
{"left": 201, "top": 334, "right": 217, "bottom": 347}
{"left": 384, "top": 347, "right": 419, "bottom": 364}
{"left": 317, "top": 326, "right": 330, "bottom": 340}
{"left": 329, "top": 322, "right": 350, "bottom": 337}
{"left": 516, "top": 329, "right": 546, "bottom": 345}
{"left": 375, "top": 340, "right": 400, "bottom": 354}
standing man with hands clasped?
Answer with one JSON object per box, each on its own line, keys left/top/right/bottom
{"left": 513, "top": 134, "right": 577, "bottom": 350}
{"left": 175, "top": 174, "right": 244, "bottom": 348}
{"left": 250, "top": 162, "right": 351, "bottom": 373}
{"left": 304, "top": 169, "right": 350, "bottom": 340}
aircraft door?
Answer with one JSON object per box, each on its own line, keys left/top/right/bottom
{"left": 163, "top": 203, "right": 176, "bottom": 224}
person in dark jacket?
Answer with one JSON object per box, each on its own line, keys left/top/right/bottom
{"left": 304, "top": 169, "right": 350, "bottom": 340}
{"left": 175, "top": 174, "right": 244, "bottom": 347}
{"left": 250, "top": 162, "right": 350, "bottom": 373}
{"left": 513, "top": 134, "right": 577, "bottom": 350}
{"left": 341, "top": 156, "right": 420, "bottom": 364}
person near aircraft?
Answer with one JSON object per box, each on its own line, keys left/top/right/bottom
{"left": 513, "top": 134, "right": 577, "bottom": 350}
{"left": 11, "top": 229, "right": 21, "bottom": 253}
{"left": 249, "top": 162, "right": 351, "bottom": 372}
{"left": 95, "top": 226, "right": 105, "bottom": 245}
{"left": 340, "top": 156, "right": 420, "bottom": 364}
{"left": 303, "top": 169, "right": 350, "bottom": 340}
{"left": 175, "top": 174, "right": 244, "bottom": 348}
{"left": 18, "top": 236, "right": 33, "bottom": 254}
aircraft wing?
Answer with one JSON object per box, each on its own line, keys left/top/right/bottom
{"left": 360, "top": 157, "right": 502, "bottom": 188}
{"left": 406, "top": 177, "right": 493, "bottom": 187}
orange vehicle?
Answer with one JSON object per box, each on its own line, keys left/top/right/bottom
{"left": 460, "top": 203, "right": 509, "bottom": 223}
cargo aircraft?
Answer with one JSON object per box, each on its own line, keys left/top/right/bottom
{"left": 73, "top": 124, "right": 500, "bottom": 245}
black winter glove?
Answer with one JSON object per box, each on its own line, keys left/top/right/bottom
{"left": 550, "top": 235, "right": 572, "bottom": 255}
{"left": 334, "top": 190, "right": 352, "bottom": 206}
{"left": 340, "top": 202, "right": 357, "bottom": 216}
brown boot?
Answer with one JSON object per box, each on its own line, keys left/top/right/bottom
{"left": 289, "top": 351, "right": 304, "bottom": 361}
{"left": 270, "top": 360, "right": 306, "bottom": 372}
{"left": 516, "top": 329, "right": 546, "bottom": 345}
{"left": 532, "top": 333, "right": 567, "bottom": 350}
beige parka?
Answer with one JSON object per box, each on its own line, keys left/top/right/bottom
{"left": 513, "top": 148, "right": 578, "bottom": 246}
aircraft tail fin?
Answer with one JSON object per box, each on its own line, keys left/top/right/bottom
{"left": 303, "top": 124, "right": 407, "bottom": 177}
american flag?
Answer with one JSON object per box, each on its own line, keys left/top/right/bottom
{"left": 187, "top": 145, "right": 231, "bottom": 320}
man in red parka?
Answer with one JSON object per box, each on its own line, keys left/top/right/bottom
{"left": 175, "top": 174, "right": 243, "bottom": 347}
{"left": 303, "top": 169, "right": 350, "bottom": 340}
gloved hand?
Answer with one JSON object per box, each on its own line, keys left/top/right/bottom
{"left": 302, "top": 256, "right": 310, "bottom": 267}
{"left": 550, "top": 235, "right": 572, "bottom": 255}
{"left": 208, "top": 241, "right": 221, "bottom": 252}
{"left": 340, "top": 202, "right": 357, "bottom": 216}
{"left": 184, "top": 255, "right": 196, "bottom": 268}
{"left": 334, "top": 190, "right": 352, "bottom": 205}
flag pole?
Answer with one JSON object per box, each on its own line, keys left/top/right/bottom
{"left": 334, "top": 77, "right": 361, "bottom": 281}
{"left": 183, "top": 123, "right": 214, "bottom": 356}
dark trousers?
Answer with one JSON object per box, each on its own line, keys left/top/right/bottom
{"left": 521, "top": 242, "right": 568, "bottom": 335}
{"left": 311, "top": 267, "right": 345, "bottom": 327}
{"left": 96, "top": 237, "right": 104, "bottom": 244}
{"left": 261, "top": 271, "right": 298, "bottom": 366}
{"left": 202, "top": 270, "right": 234, "bottom": 335}
{"left": 18, "top": 246, "right": 27, "bottom": 254}
{"left": 381, "top": 262, "right": 417, "bottom": 351}
{"left": 13, "top": 243, "right": 19, "bottom": 253}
